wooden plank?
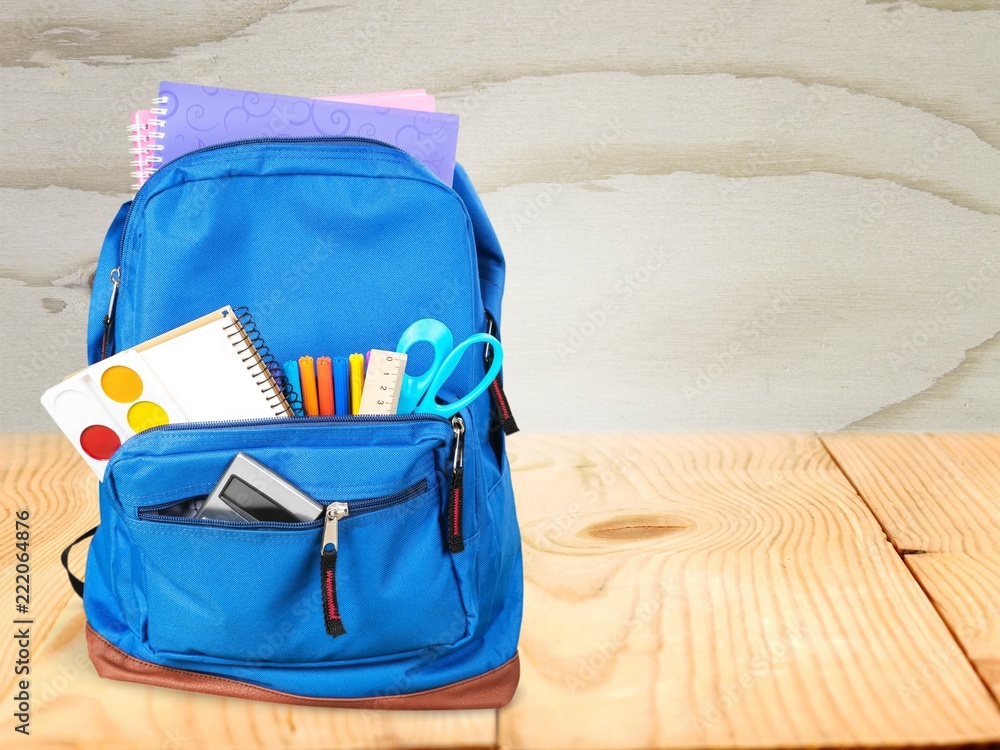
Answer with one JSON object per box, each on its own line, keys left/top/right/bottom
{"left": 822, "top": 433, "right": 1000, "bottom": 554}
{"left": 498, "top": 433, "right": 1000, "bottom": 749}
{"left": 824, "top": 432, "right": 1000, "bottom": 703}
{"left": 0, "top": 435, "right": 496, "bottom": 749}
{"left": 935, "top": 434, "right": 1000, "bottom": 516}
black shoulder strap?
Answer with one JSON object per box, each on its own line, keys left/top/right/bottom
{"left": 61, "top": 526, "right": 97, "bottom": 598}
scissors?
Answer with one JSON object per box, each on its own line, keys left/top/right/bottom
{"left": 395, "top": 319, "right": 504, "bottom": 417}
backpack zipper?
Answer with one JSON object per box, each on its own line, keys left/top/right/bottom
{"left": 141, "top": 475, "right": 431, "bottom": 641}
{"left": 446, "top": 415, "right": 466, "bottom": 553}
{"left": 122, "top": 394, "right": 468, "bottom": 557}
{"left": 120, "top": 134, "right": 420, "bottom": 265}
{"left": 315, "top": 418, "right": 469, "bottom": 637}
{"left": 137, "top": 476, "right": 430, "bottom": 527}
{"left": 483, "top": 311, "right": 518, "bottom": 435}
{"left": 320, "top": 502, "right": 350, "bottom": 636}
{"left": 132, "top": 414, "right": 464, "bottom": 639}
{"left": 111, "top": 411, "right": 450, "bottom": 461}
{"left": 101, "top": 267, "right": 121, "bottom": 360}
{"left": 130, "top": 413, "right": 464, "bottom": 550}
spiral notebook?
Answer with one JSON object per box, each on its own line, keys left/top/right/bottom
{"left": 128, "top": 108, "right": 162, "bottom": 190}
{"left": 145, "top": 82, "right": 459, "bottom": 185}
{"left": 129, "top": 89, "right": 437, "bottom": 190}
{"left": 41, "top": 306, "right": 291, "bottom": 479}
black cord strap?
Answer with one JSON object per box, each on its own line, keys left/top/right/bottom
{"left": 61, "top": 526, "right": 97, "bottom": 598}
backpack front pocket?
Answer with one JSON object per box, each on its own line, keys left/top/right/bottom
{"left": 106, "top": 416, "right": 473, "bottom": 666}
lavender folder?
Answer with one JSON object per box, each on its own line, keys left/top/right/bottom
{"left": 155, "top": 82, "right": 459, "bottom": 185}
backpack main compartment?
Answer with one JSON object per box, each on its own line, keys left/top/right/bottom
{"left": 80, "top": 139, "right": 522, "bottom": 708}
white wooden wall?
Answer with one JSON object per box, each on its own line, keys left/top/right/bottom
{"left": 2, "top": 0, "right": 997, "bottom": 432}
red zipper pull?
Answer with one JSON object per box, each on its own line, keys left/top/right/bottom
{"left": 446, "top": 416, "right": 465, "bottom": 553}
{"left": 488, "top": 378, "right": 518, "bottom": 435}
{"left": 484, "top": 313, "right": 518, "bottom": 435}
{"left": 320, "top": 502, "right": 349, "bottom": 637}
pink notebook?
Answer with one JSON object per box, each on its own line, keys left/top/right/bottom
{"left": 318, "top": 89, "right": 436, "bottom": 112}
{"left": 130, "top": 89, "right": 437, "bottom": 189}
{"left": 128, "top": 109, "right": 162, "bottom": 190}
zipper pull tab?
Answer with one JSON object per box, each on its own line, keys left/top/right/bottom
{"left": 488, "top": 377, "right": 518, "bottom": 435}
{"left": 484, "top": 313, "right": 518, "bottom": 435}
{"left": 100, "top": 267, "right": 121, "bottom": 360}
{"left": 320, "top": 502, "right": 349, "bottom": 637}
{"left": 322, "top": 502, "right": 348, "bottom": 554}
{"left": 446, "top": 416, "right": 466, "bottom": 553}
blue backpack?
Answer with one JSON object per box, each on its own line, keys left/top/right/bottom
{"left": 62, "top": 138, "right": 523, "bottom": 709}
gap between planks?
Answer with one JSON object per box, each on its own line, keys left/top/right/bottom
{"left": 818, "top": 433, "right": 1000, "bottom": 718}
{"left": 499, "top": 433, "right": 1000, "bottom": 749}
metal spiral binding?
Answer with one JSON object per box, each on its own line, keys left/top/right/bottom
{"left": 129, "top": 97, "right": 170, "bottom": 189}
{"left": 128, "top": 106, "right": 166, "bottom": 190}
{"left": 127, "top": 120, "right": 148, "bottom": 191}
{"left": 222, "top": 307, "right": 297, "bottom": 417}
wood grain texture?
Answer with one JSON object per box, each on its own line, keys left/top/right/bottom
{"left": 823, "top": 432, "right": 1000, "bottom": 703}
{"left": 5, "top": 433, "right": 1000, "bottom": 748}
{"left": 847, "top": 332, "right": 1000, "bottom": 431}
{"left": 2, "top": 0, "right": 1000, "bottom": 432}
{"left": 498, "top": 433, "right": 1000, "bottom": 748}
{"left": 0, "top": 435, "right": 496, "bottom": 750}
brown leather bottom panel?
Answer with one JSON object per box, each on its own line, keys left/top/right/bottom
{"left": 86, "top": 625, "right": 519, "bottom": 710}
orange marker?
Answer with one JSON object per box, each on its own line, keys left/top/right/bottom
{"left": 316, "top": 356, "right": 334, "bottom": 416}
{"left": 298, "top": 356, "right": 319, "bottom": 416}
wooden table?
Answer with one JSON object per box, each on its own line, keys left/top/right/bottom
{"left": 2, "top": 433, "right": 999, "bottom": 749}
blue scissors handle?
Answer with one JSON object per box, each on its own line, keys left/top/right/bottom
{"left": 415, "top": 333, "right": 503, "bottom": 417}
{"left": 396, "top": 319, "right": 453, "bottom": 415}
{"left": 395, "top": 319, "right": 504, "bottom": 417}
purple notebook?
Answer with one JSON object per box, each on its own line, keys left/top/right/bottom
{"left": 155, "top": 82, "right": 459, "bottom": 185}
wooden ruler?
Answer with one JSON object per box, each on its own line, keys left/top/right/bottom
{"left": 357, "top": 350, "right": 407, "bottom": 415}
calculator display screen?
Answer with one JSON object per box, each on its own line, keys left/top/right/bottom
{"left": 220, "top": 475, "right": 299, "bottom": 523}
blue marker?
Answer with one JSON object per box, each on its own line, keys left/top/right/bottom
{"left": 283, "top": 359, "right": 304, "bottom": 416}
{"left": 334, "top": 356, "right": 350, "bottom": 415}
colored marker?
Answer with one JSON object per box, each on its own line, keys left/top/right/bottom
{"left": 282, "top": 360, "right": 303, "bottom": 416}
{"left": 349, "top": 353, "right": 365, "bottom": 415}
{"left": 317, "top": 356, "right": 334, "bottom": 416}
{"left": 334, "top": 356, "right": 350, "bottom": 416}
{"left": 298, "top": 356, "right": 319, "bottom": 417}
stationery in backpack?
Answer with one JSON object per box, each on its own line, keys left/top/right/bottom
{"left": 315, "top": 88, "right": 436, "bottom": 112}
{"left": 42, "top": 306, "right": 291, "bottom": 478}
{"left": 66, "top": 126, "right": 523, "bottom": 711}
{"left": 128, "top": 109, "right": 162, "bottom": 190}
{"left": 129, "top": 89, "right": 437, "bottom": 190}
{"left": 150, "top": 81, "right": 459, "bottom": 185}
